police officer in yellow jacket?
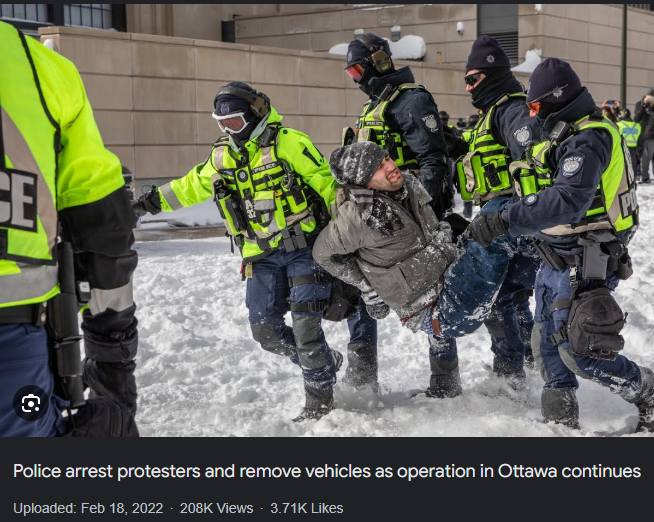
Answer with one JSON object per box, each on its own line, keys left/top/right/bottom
{"left": 468, "top": 58, "right": 654, "bottom": 432}
{"left": 133, "top": 82, "right": 343, "bottom": 421}
{"left": 0, "top": 21, "right": 139, "bottom": 436}
{"left": 617, "top": 109, "right": 642, "bottom": 182}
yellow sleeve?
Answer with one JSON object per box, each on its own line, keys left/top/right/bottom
{"left": 158, "top": 153, "right": 217, "bottom": 212}
{"left": 29, "top": 39, "right": 124, "bottom": 210}
{"left": 277, "top": 129, "right": 337, "bottom": 213}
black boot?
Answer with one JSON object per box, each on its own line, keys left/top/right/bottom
{"left": 425, "top": 342, "right": 463, "bottom": 399}
{"left": 425, "top": 336, "right": 462, "bottom": 398}
{"left": 293, "top": 385, "right": 334, "bottom": 423}
{"left": 626, "top": 367, "right": 654, "bottom": 433}
{"left": 541, "top": 388, "right": 580, "bottom": 429}
{"left": 493, "top": 359, "right": 527, "bottom": 392}
{"left": 426, "top": 366, "right": 462, "bottom": 398}
{"left": 343, "top": 343, "right": 378, "bottom": 391}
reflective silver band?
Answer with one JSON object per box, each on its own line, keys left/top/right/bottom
{"left": 89, "top": 277, "right": 134, "bottom": 316}
{"left": 1, "top": 107, "right": 57, "bottom": 253}
{"left": 160, "top": 182, "right": 183, "bottom": 211}
{"left": 0, "top": 264, "right": 58, "bottom": 306}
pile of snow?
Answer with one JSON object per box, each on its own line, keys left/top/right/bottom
{"left": 329, "top": 35, "right": 426, "bottom": 61}
{"left": 512, "top": 49, "right": 542, "bottom": 74}
{"left": 131, "top": 189, "right": 654, "bottom": 437}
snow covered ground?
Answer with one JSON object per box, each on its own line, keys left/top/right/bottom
{"left": 132, "top": 188, "right": 654, "bottom": 438}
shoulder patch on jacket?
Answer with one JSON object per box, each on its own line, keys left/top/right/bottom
{"left": 561, "top": 155, "right": 584, "bottom": 178}
{"left": 513, "top": 126, "right": 531, "bottom": 146}
{"left": 421, "top": 114, "right": 440, "bottom": 133}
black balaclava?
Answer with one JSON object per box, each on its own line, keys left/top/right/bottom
{"left": 465, "top": 35, "right": 516, "bottom": 110}
{"left": 214, "top": 81, "right": 266, "bottom": 148}
{"left": 470, "top": 67, "right": 514, "bottom": 109}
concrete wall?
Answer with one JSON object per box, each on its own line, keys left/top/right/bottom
{"left": 39, "top": 26, "right": 511, "bottom": 181}
{"left": 126, "top": 4, "right": 231, "bottom": 42}
{"left": 232, "top": 4, "right": 478, "bottom": 67}
{"left": 519, "top": 4, "right": 654, "bottom": 111}
{"left": 232, "top": 3, "right": 654, "bottom": 110}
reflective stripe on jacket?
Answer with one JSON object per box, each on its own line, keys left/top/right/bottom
{"left": 617, "top": 120, "right": 641, "bottom": 148}
{"left": 456, "top": 93, "right": 526, "bottom": 203}
{"left": 158, "top": 108, "right": 337, "bottom": 262}
{"left": 354, "top": 84, "right": 425, "bottom": 168}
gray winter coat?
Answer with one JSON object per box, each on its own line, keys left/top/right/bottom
{"left": 312, "top": 174, "right": 457, "bottom": 327}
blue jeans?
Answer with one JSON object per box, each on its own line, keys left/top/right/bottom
{"left": 436, "top": 196, "right": 517, "bottom": 336}
{"left": 533, "top": 264, "right": 643, "bottom": 398}
{"left": 485, "top": 252, "right": 540, "bottom": 370}
{"left": 430, "top": 196, "right": 537, "bottom": 370}
{"left": 246, "top": 246, "right": 339, "bottom": 391}
{"left": 0, "top": 324, "right": 67, "bottom": 437}
{"left": 347, "top": 296, "right": 377, "bottom": 347}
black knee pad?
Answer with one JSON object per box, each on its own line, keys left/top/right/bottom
{"left": 568, "top": 288, "right": 626, "bottom": 361}
{"left": 250, "top": 323, "right": 294, "bottom": 357}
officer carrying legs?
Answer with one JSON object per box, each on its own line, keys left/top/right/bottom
{"left": 467, "top": 58, "right": 654, "bottom": 432}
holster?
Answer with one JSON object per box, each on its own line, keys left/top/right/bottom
{"left": 533, "top": 240, "right": 569, "bottom": 271}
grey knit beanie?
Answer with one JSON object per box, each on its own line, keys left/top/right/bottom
{"left": 329, "top": 142, "right": 387, "bottom": 187}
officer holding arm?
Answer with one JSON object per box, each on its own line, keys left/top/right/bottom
{"left": 133, "top": 82, "right": 345, "bottom": 421}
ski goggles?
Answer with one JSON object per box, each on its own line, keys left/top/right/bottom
{"left": 212, "top": 111, "right": 248, "bottom": 134}
{"left": 344, "top": 63, "right": 366, "bottom": 82}
{"left": 527, "top": 84, "right": 568, "bottom": 117}
{"left": 464, "top": 70, "right": 487, "bottom": 87}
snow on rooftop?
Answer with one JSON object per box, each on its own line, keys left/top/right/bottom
{"left": 511, "top": 49, "right": 542, "bottom": 74}
{"left": 329, "top": 34, "right": 426, "bottom": 61}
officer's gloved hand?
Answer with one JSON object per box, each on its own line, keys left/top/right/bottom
{"left": 82, "top": 320, "right": 139, "bottom": 415}
{"left": 443, "top": 127, "right": 469, "bottom": 158}
{"left": 467, "top": 211, "right": 509, "bottom": 247}
{"left": 362, "top": 288, "right": 390, "bottom": 320}
{"left": 132, "top": 186, "right": 161, "bottom": 218}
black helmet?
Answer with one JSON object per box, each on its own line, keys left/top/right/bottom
{"left": 213, "top": 82, "right": 270, "bottom": 144}
{"left": 345, "top": 33, "right": 393, "bottom": 90}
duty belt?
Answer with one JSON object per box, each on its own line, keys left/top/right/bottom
{"left": 0, "top": 302, "right": 47, "bottom": 326}
{"left": 534, "top": 240, "right": 622, "bottom": 272}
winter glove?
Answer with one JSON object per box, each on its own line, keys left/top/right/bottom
{"left": 362, "top": 289, "right": 390, "bottom": 320}
{"left": 132, "top": 185, "right": 161, "bottom": 218}
{"left": 82, "top": 321, "right": 139, "bottom": 415}
{"left": 442, "top": 126, "right": 469, "bottom": 158}
{"left": 467, "top": 211, "right": 509, "bottom": 248}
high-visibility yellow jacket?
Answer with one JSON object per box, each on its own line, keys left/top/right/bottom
{"left": 617, "top": 120, "right": 641, "bottom": 148}
{"left": 158, "top": 107, "right": 337, "bottom": 262}
{"left": 1, "top": 21, "right": 135, "bottom": 311}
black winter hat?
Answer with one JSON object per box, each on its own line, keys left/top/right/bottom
{"left": 526, "top": 58, "right": 583, "bottom": 105}
{"left": 214, "top": 81, "right": 256, "bottom": 115}
{"left": 465, "top": 35, "right": 511, "bottom": 72}
{"left": 346, "top": 33, "right": 391, "bottom": 67}
{"left": 439, "top": 110, "right": 450, "bottom": 122}
{"left": 329, "top": 142, "right": 388, "bottom": 187}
